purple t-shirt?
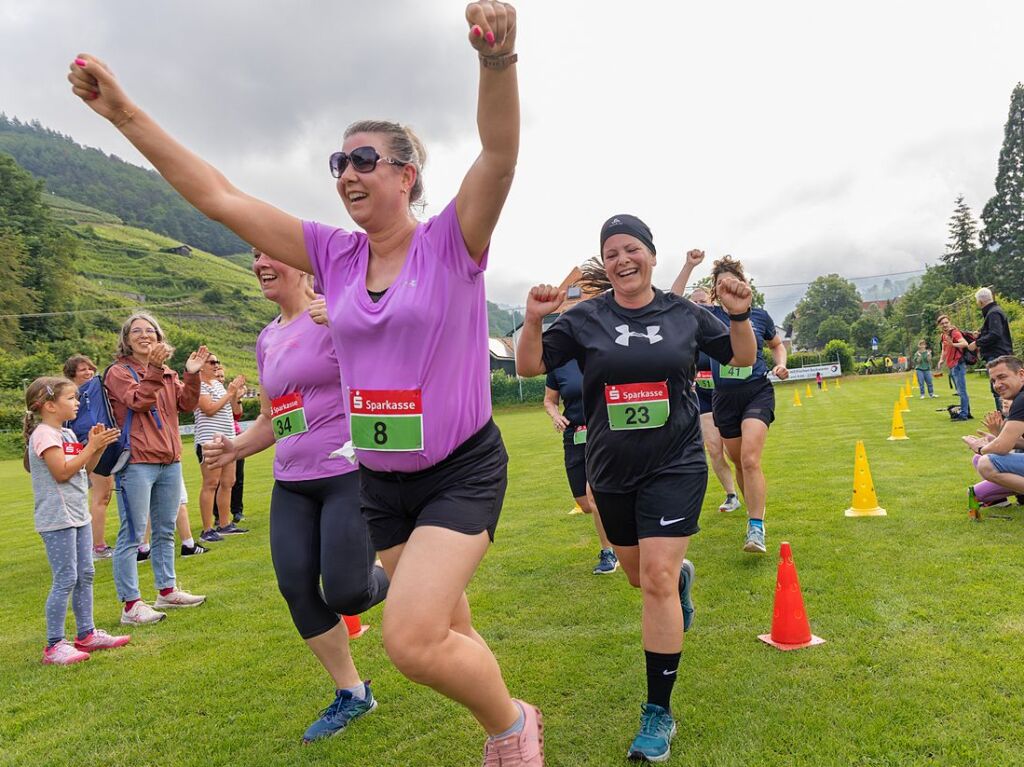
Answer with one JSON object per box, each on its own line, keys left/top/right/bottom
{"left": 303, "top": 199, "right": 491, "bottom": 473}
{"left": 256, "top": 309, "right": 356, "bottom": 481}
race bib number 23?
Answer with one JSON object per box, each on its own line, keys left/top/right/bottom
{"left": 349, "top": 389, "right": 424, "bottom": 452}
{"left": 605, "top": 382, "right": 670, "bottom": 431}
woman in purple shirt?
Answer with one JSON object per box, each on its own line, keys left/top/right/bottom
{"left": 68, "top": 3, "right": 543, "bottom": 763}
{"left": 203, "top": 249, "right": 388, "bottom": 743}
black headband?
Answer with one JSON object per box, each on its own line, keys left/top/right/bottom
{"left": 600, "top": 214, "right": 656, "bottom": 255}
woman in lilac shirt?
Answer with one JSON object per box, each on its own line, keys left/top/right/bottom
{"left": 69, "top": 3, "right": 543, "bottom": 763}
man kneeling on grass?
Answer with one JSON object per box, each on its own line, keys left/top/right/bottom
{"left": 963, "top": 356, "right": 1024, "bottom": 496}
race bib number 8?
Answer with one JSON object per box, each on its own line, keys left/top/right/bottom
{"left": 271, "top": 392, "right": 308, "bottom": 440}
{"left": 349, "top": 389, "right": 424, "bottom": 452}
{"left": 605, "top": 382, "right": 670, "bottom": 431}
{"left": 720, "top": 365, "right": 753, "bottom": 380}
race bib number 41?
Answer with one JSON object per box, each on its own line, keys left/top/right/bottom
{"left": 605, "top": 382, "right": 670, "bottom": 431}
{"left": 720, "top": 365, "right": 753, "bottom": 380}
{"left": 349, "top": 389, "right": 424, "bottom": 452}
{"left": 271, "top": 392, "right": 308, "bottom": 440}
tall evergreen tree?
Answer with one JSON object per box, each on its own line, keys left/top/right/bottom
{"left": 942, "top": 194, "right": 980, "bottom": 285}
{"left": 981, "top": 83, "right": 1024, "bottom": 298}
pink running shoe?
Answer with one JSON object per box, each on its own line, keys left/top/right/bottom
{"left": 42, "top": 640, "right": 90, "bottom": 666}
{"left": 74, "top": 629, "right": 131, "bottom": 652}
{"left": 482, "top": 700, "right": 545, "bottom": 766}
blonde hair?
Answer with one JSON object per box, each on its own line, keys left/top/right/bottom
{"left": 344, "top": 120, "right": 428, "bottom": 206}
{"left": 117, "top": 312, "right": 173, "bottom": 359}
{"left": 23, "top": 376, "right": 76, "bottom": 472}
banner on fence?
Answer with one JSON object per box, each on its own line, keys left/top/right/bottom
{"left": 768, "top": 362, "right": 841, "bottom": 384}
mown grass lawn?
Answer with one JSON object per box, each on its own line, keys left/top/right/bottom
{"left": 2, "top": 372, "right": 1022, "bottom": 767}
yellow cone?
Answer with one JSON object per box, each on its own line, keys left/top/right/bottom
{"left": 805, "top": 383, "right": 813, "bottom": 398}
{"left": 835, "top": 378, "right": 841, "bottom": 389}
{"left": 822, "top": 379, "right": 829, "bottom": 392}
{"left": 844, "top": 440, "right": 887, "bottom": 516}
{"left": 899, "top": 390, "right": 910, "bottom": 413}
{"left": 887, "top": 401, "right": 909, "bottom": 441}
{"left": 793, "top": 389, "right": 802, "bottom": 407}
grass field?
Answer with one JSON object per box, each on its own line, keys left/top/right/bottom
{"left": 2, "top": 372, "right": 1023, "bottom": 767}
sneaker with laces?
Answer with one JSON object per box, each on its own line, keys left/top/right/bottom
{"left": 626, "top": 703, "right": 677, "bottom": 763}
{"left": 121, "top": 601, "right": 166, "bottom": 625}
{"left": 482, "top": 700, "right": 544, "bottom": 767}
{"left": 199, "top": 529, "right": 224, "bottom": 543}
{"left": 154, "top": 588, "right": 206, "bottom": 609}
{"left": 74, "top": 629, "right": 131, "bottom": 652}
{"left": 593, "top": 548, "right": 619, "bottom": 575}
{"left": 92, "top": 545, "right": 113, "bottom": 561}
{"left": 181, "top": 542, "right": 209, "bottom": 557}
{"left": 719, "top": 493, "right": 741, "bottom": 513}
{"left": 215, "top": 522, "right": 249, "bottom": 535}
{"left": 743, "top": 523, "right": 767, "bottom": 554}
{"left": 42, "top": 639, "right": 90, "bottom": 665}
{"left": 678, "top": 559, "right": 695, "bottom": 632}
{"left": 136, "top": 547, "right": 151, "bottom": 563}
{"left": 302, "top": 683, "right": 378, "bottom": 743}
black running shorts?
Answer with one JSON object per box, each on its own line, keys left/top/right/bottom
{"left": 359, "top": 419, "right": 508, "bottom": 551}
{"left": 563, "top": 441, "right": 587, "bottom": 498}
{"left": 712, "top": 378, "right": 776, "bottom": 439}
{"left": 591, "top": 470, "right": 706, "bottom": 547}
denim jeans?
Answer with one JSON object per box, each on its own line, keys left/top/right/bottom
{"left": 112, "top": 462, "right": 182, "bottom": 602}
{"left": 949, "top": 362, "right": 970, "bottom": 417}
{"left": 915, "top": 368, "right": 934, "bottom": 396}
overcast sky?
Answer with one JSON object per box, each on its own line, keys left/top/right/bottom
{"left": 2, "top": 0, "right": 1021, "bottom": 320}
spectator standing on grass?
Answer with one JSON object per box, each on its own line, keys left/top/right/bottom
{"left": 194, "top": 354, "right": 247, "bottom": 543}
{"left": 23, "top": 376, "right": 130, "bottom": 665}
{"left": 104, "top": 312, "right": 207, "bottom": 624}
{"left": 912, "top": 340, "right": 937, "bottom": 399}
{"left": 63, "top": 354, "right": 115, "bottom": 560}
{"left": 967, "top": 288, "right": 1013, "bottom": 410}
{"left": 964, "top": 356, "right": 1024, "bottom": 495}
{"left": 938, "top": 314, "right": 972, "bottom": 421}
{"left": 212, "top": 364, "right": 246, "bottom": 525}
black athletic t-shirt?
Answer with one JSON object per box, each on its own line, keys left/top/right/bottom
{"left": 709, "top": 306, "right": 776, "bottom": 387}
{"left": 1007, "top": 390, "right": 1024, "bottom": 423}
{"left": 541, "top": 289, "right": 734, "bottom": 492}
{"left": 545, "top": 360, "right": 585, "bottom": 447}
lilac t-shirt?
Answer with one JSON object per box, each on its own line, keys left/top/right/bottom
{"left": 303, "top": 199, "right": 491, "bottom": 473}
{"left": 256, "top": 310, "right": 356, "bottom": 481}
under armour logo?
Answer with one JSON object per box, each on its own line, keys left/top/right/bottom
{"left": 615, "top": 324, "right": 663, "bottom": 346}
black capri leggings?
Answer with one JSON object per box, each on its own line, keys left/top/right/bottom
{"left": 270, "top": 471, "right": 389, "bottom": 640}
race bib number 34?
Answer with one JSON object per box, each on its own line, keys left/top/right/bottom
{"left": 349, "top": 389, "right": 424, "bottom": 452}
{"left": 605, "top": 382, "right": 670, "bottom": 431}
{"left": 271, "top": 392, "right": 308, "bottom": 440}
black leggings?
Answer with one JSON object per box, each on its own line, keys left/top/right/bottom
{"left": 270, "top": 472, "right": 389, "bottom": 639}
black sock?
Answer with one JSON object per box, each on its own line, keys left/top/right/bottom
{"left": 645, "top": 650, "right": 681, "bottom": 709}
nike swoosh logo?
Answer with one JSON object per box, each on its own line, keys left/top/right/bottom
{"left": 660, "top": 516, "right": 685, "bottom": 526}
{"left": 662, "top": 669, "right": 677, "bottom": 676}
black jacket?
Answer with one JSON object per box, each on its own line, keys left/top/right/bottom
{"left": 977, "top": 302, "right": 1013, "bottom": 361}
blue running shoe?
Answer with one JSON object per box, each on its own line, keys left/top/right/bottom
{"left": 678, "top": 559, "right": 695, "bottom": 632}
{"left": 627, "top": 703, "right": 677, "bottom": 762}
{"left": 743, "top": 523, "right": 766, "bottom": 554}
{"left": 302, "top": 683, "right": 377, "bottom": 743}
{"left": 593, "top": 548, "right": 619, "bottom": 575}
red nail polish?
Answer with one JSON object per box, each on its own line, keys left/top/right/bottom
{"left": 472, "top": 25, "right": 482, "bottom": 37}
{"left": 75, "top": 57, "right": 86, "bottom": 67}
{"left": 485, "top": 31, "right": 495, "bottom": 44}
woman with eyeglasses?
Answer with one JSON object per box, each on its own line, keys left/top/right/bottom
{"left": 104, "top": 313, "right": 208, "bottom": 625}
{"left": 194, "top": 354, "right": 247, "bottom": 542}
{"left": 517, "top": 215, "right": 756, "bottom": 763}
{"left": 69, "top": 3, "right": 542, "bottom": 762}
{"left": 202, "top": 248, "right": 389, "bottom": 743}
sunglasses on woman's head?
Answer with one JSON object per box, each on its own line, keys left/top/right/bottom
{"left": 329, "top": 146, "right": 406, "bottom": 179}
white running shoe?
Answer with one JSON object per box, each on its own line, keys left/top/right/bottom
{"left": 121, "top": 601, "right": 167, "bottom": 625}
{"left": 154, "top": 588, "right": 206, "bottom": 609}
{"left": 719, "top": 494, "right": 742, "bottom": 513}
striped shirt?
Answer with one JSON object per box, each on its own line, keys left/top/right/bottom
{"left": 194, "top": 380, "right": 235, "bottom": 445}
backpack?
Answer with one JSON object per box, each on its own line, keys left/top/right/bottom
{"left": 90, "top": 363, "right": 162, "bottom": 477}
{"left": 66, "top": 376, "right": 113, "bottom": 443}
{"left": 961, "top": 331, "right": 979, "bottom": 366}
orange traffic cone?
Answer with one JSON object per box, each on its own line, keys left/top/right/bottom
{"left": 887, "top": 401, "right": 909, "bottom": 441}
{"left": 793, "top": 389, "right": 802, "bottom": 407}
{"left": 758, "top": 542, "right": 826, "bottom": 651}
{"left": 343, "top": 614, "right": 369, "bottom": 638}
{"left": 844, "top": 440, "right": 887, "bottom": 516}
